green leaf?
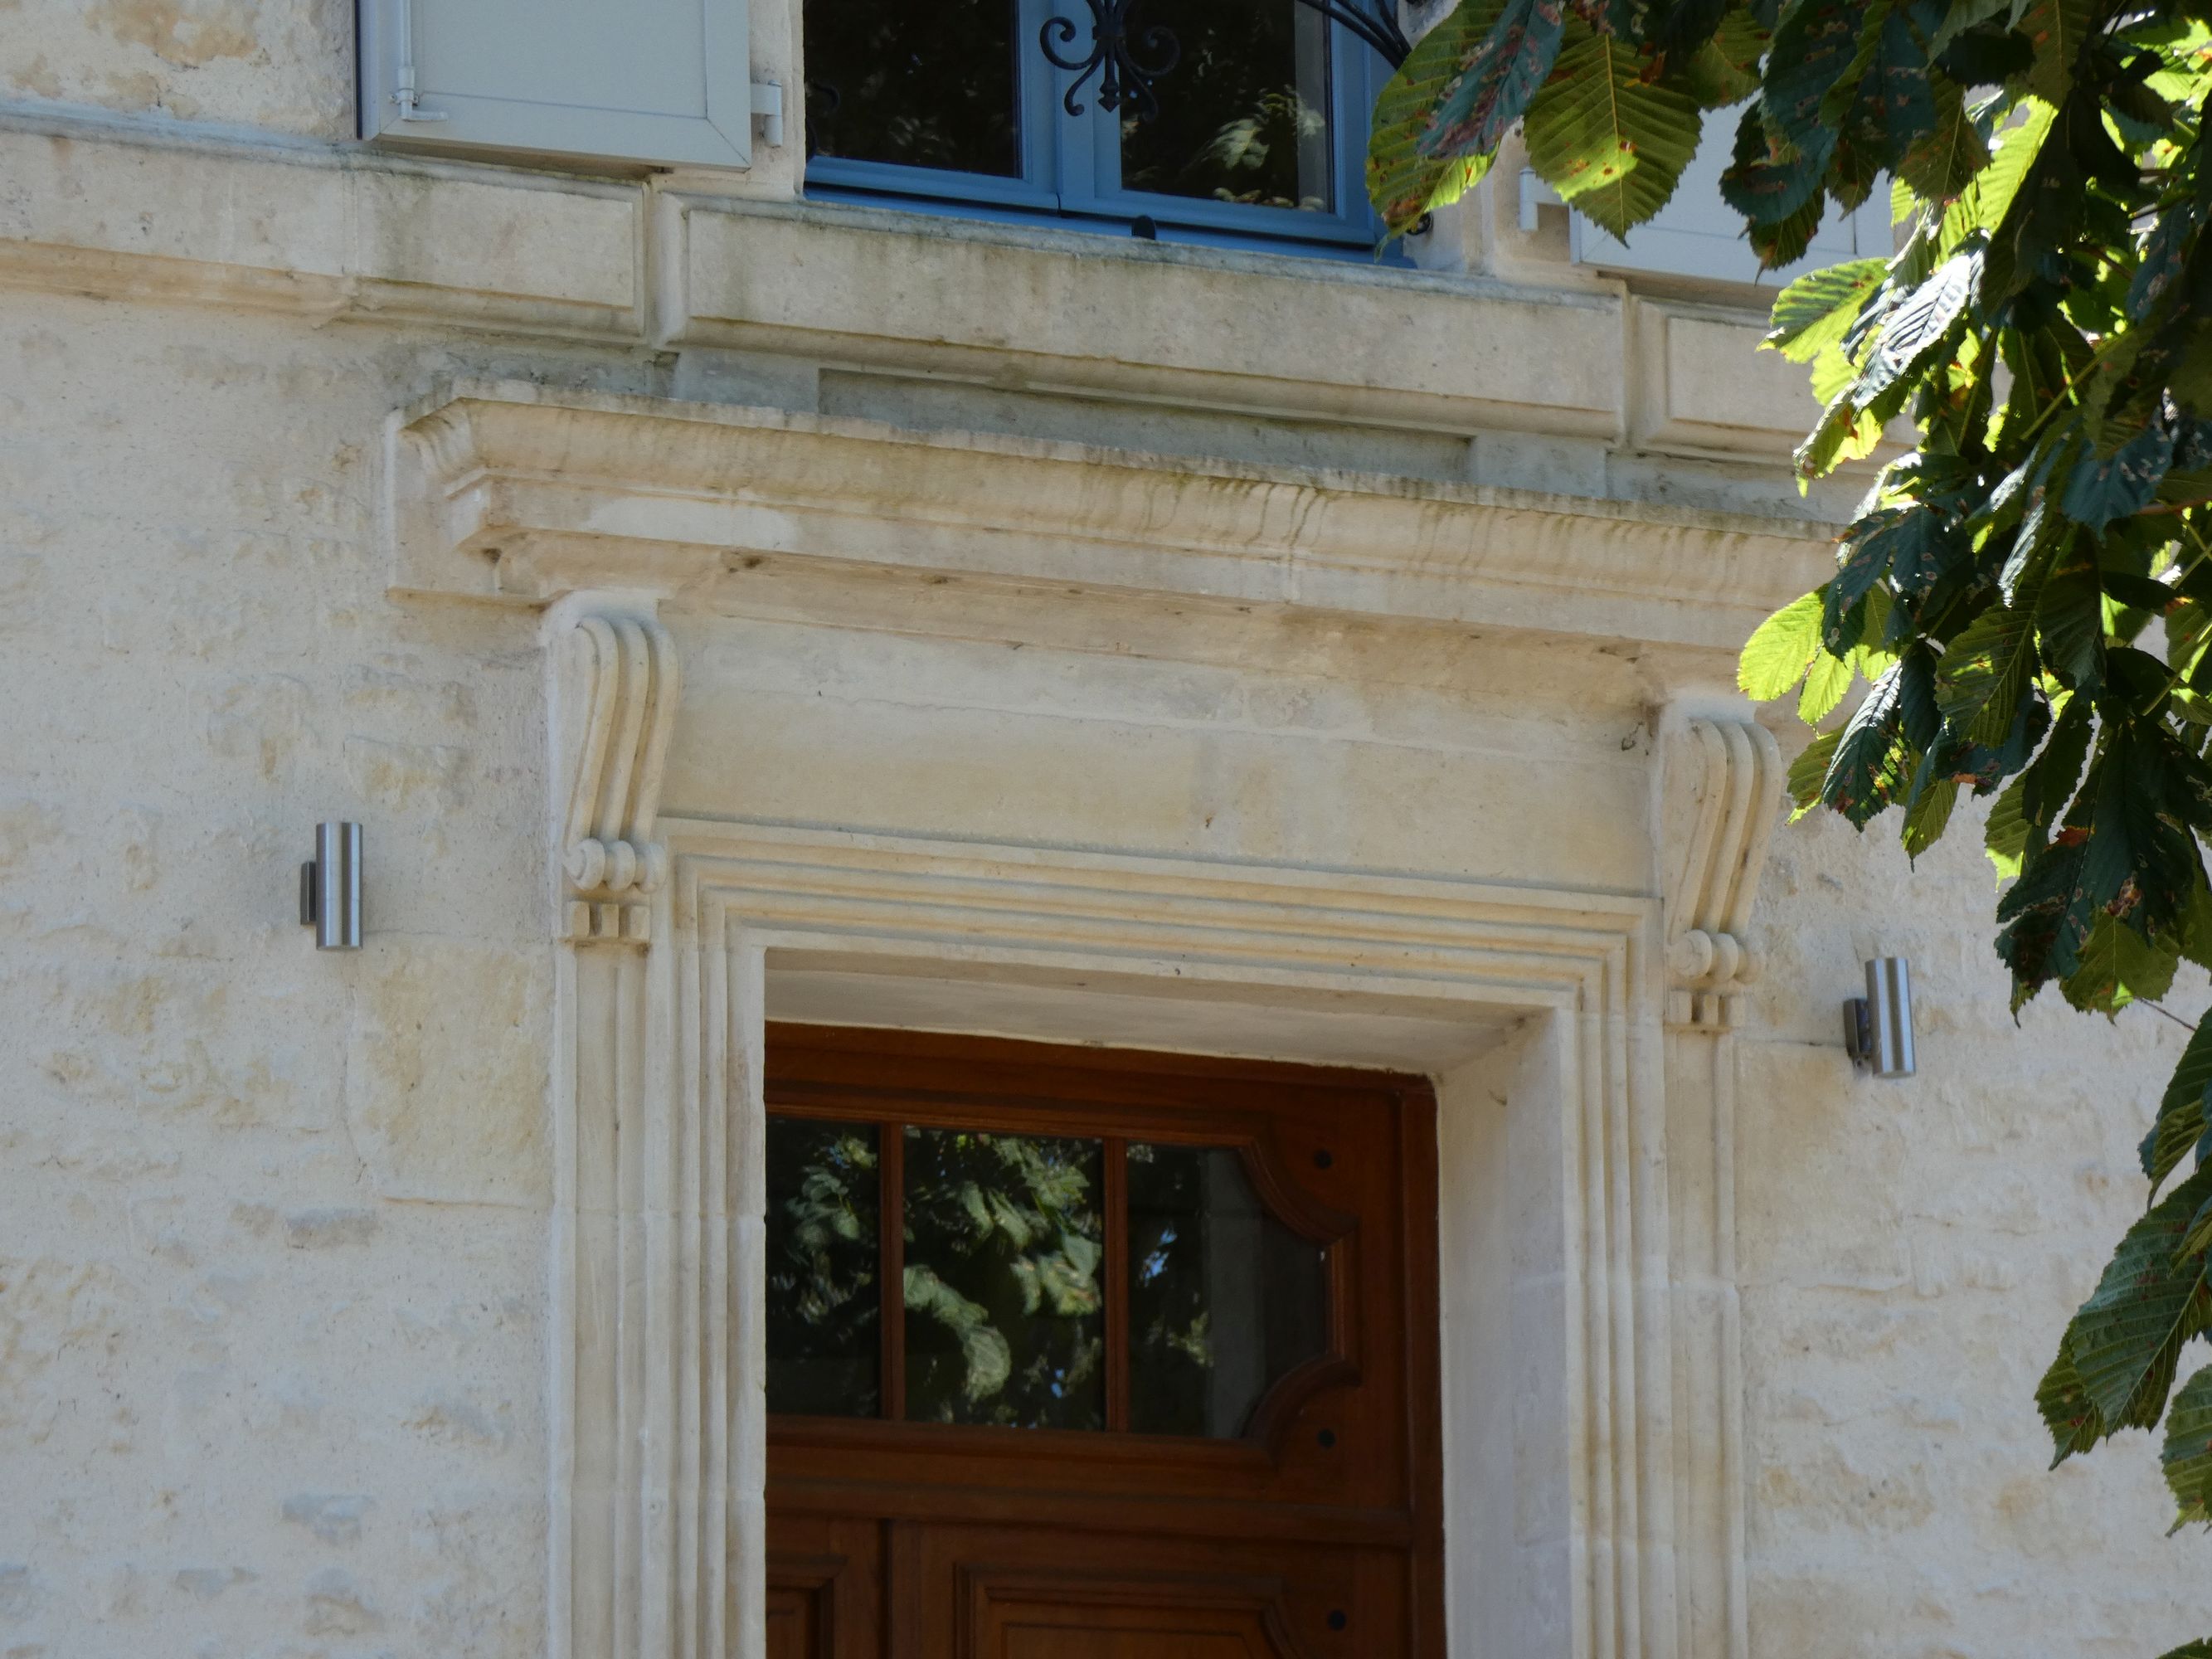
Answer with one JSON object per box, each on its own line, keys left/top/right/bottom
{"left": 2130, "top": 201, "right": 2203, "bottom": 324}
{"left": 1982, "top": 693, "right": 2087, "bottom": 882}
{"left": 1812, "top": 1, "right": 1892, "bottom": 132}
{"left": 2165, "top": 1366, "right": 2212, "bottom": 1530}
{"left": 2036, "top": 562, "right": 2104, "bottom": 688}
{"left": 1953, "top": 684, "right": 2050, "bottom": 798}
{"left": 2062, "top": 423, "right": 2178, "bottom": 533}
{"left": 1739, "top": 591, "right": 1825, "bottom": 700}
{"left": 1422, "top": 0, "right": 1569, "bottom": 158}
{"left": 1994, "top": 842, "right": 2083, "bottom": 1004}
{"left": 1367, "top": 0, "right": 1511, "bottom": 234}
{"left": 1799, "top": 649, "right": 1854, "bottom": 722}
{"left": 1766, "top": 258, "right": 1887, "bottom": 363}
{"left": 2016, "top": 0, "right": 2095, "bottom": 104}
{"left": 1936, "top": 96, "right": 2055, "bottom": 255}
{"left": 2037, "top": 1335, "right": 2101, "bottom": 1465}
{"left": 1936, "top": 596, "right": 2040, "bottom": 747}
{"left": 1985, "top": 775, "right": 2035, "bottom": 879}
{"left": 1763, "top": 0, "right": 1875, "bottom": 148}
{"left": 2063, "top": 911, "right": 2181, "bottom": 1014}
{"left": 1829, "top": 5, "right": 1939, "bottom": 167}
{"left": 1796, "top": 380, "right": 1891, "bottom": 480}
{"left": 1821, "top": 660, "right": 1910, "bottom": 826}
{"left": 2077, "top": 722, "right": 2206, "bottom": 941}
{"left": 1787, "top": 727, "right": 1843, "bottom": 818}
{"left": 2064, "top": 1162, "right": 2212, "bottom": 1442}
{"left": 1721, "top": 100, "right": 1834, "bottom": 226}
{"left": 1993, "top": 720, "right": 2200, "bottom": 1000}
{"left": 1683, "top": 10, "right": 1764, "bottom": 105}
{"left": 1649, "top": 0, "right": 1730, "bottom": 59}
{"left": 1930, "top": 0, "right": 2015, "bottom": 57}
{"left": 2025, "top": 689, "right": 2093, "bottom": 811}
{"left": 1894, "top": 518, "right": 1959, "bottom": 596}
{"left": 1901, "top": 762, "right": 1959, "bottom": 856}
{"left": 2140, "top": 1017, "right": 2212, "bottom": 1187}
{"left": 1858, "top": 251, "right": 1978, "bottom": 406}
{"left": 1822, "top": 523, "right": 1899, "bottom": 651}
{"left": 2183, "top": 867, "right": 2212, "bottom": 975}
{"left": 1521, "top": 22, "right": 1704, "bottom": 236}
{"left": 1897, "top": 70, "right": 1990, "bottom": 199}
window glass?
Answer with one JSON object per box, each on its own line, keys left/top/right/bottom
{"left": 1126, "top": 1142, "right": 1327, "bottom": 1436}
{"left": 903, "top": 1127, "right": 1106, "bottom": 1428}
{"left": 766, "top": 1118, "right": 882, "bottom": 1417}
{"left": 1119, "top": 0, "right": 1334, "bottom": 212}
{"left": 804, "top": 0, "right": 1023, "bottom": 177}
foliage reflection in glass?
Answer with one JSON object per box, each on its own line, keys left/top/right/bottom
{"left": 803, "top": 0, "right": 1022, "bottom": 177}
{"left": 1119, "top": 0, "right": 1332, "bottom": 212}
{"left": 1126, "top": 1142, "right": 1327, "bottom": 1437}
{"left": 766, "top": 1117, "right": 882, "bottom": 1418}
{"left": 903, "top": 1126, "right": 1106, "bottom": 1428}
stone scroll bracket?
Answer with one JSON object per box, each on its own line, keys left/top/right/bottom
{"left": 552, "top": 604, "right": 682, "bottom": 946}
{"left": 1660, "top": 714, "right": 1784, "bottom": 1032}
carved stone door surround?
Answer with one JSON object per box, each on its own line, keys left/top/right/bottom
{"left": 389, "top": 383, "right": 1797, "bottom": 1659}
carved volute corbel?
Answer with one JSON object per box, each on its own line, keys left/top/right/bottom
{"left": 1662, "top": 716, "right": 1784, "bottom": 1030}
{"left": 557, "top": 613, "right": 681, "bottom": 945}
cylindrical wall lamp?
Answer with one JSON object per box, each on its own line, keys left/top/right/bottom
{"left": 1844, "top": 956, "right": 1914, "bottom": 1078}
{"left": 299, "top": 821, "right": 362, "bottom": 951}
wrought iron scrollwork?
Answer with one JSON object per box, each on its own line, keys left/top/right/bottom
{"left": 1035, "top": 0, "right": 1398, "bottom": 128}
{"left": 1038, "top": 0, "right": 1407, "bottom": 128}
{"left": 1039, "top": 0, "right": 1182, "bottom": 120}
{"left": 1292, "top": 0, "right": 1410, "bottom": 67}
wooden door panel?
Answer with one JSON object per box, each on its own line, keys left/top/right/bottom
{"left": 766, "top": 1584, "right": 821, "bottom": 1659}
{"left": 965, "top": 1568, "right": 1299, "bottom": 1659}
{"left": 921, "top": 1524, "right": 1373, "bottom": 1659}
{"left": 768, "top": 1514, "right": 882, "bottom": 1659}
{"left": 989, "top": 1604, "right": 1280, "bottom": 1659}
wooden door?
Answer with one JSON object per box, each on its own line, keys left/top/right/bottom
{"left": 763, "top": 1027, "right": 1443, "bottom": 1659}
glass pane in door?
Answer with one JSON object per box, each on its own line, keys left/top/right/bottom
{"left": 1126, "top": 1142, "right": 1328, "bottom": 1436}
{"left": 804, "top": 0, "right": 1024, "bottom": 177}
{"left": 1118, "top": 0, "right": 1333, "bottom": 212}
{"left": 766, "top": 1117, "right": 883, "bottom": 1417}
{"left": 904, "top": 1127, "right": 1106, "bottom": 1428}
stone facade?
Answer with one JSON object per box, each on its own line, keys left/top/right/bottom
{"left": 0, "top": 5, "right": 2200, "bottom": 1657}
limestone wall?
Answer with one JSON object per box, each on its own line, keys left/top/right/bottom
{"left": 0, "top": 27, "right": 2201, "bottom": 1659}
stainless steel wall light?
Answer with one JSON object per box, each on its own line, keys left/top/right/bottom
{"left": 1844, "top": 956, "right": 1914, "bottom": 1078}
{"left": 299, "top": 821, "right": 362, "bottom": 950}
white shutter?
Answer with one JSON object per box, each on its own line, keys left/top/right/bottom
{"left": 1567, "top": 103, "right": 1885, "bottom": 285}
{"left": 358, "top": 0, "right": 754, "bottom": 169}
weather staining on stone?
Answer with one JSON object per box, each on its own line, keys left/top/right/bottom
{"left": 283, "top": 1492, "right": 372, "bottom": 1545}
{"left": 280, "top": 1207, "right": 378, "bottom": 1250}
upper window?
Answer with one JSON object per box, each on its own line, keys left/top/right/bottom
{"left": 801, "top": 0, "right": 1399, "bottom": 250}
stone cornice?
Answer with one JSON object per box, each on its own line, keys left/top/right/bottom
{"left": 389, "top": 380, "right": 1834, "bottom": 653}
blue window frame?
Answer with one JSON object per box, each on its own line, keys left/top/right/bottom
{"left": 803, "top": 0, "right": 1397, "bottom": 254}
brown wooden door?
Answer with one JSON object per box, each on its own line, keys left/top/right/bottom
{"left": 764, "top": 1027, "right": 1442, "bottom": 1659}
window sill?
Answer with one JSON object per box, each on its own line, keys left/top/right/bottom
{"left": 804, "top": 180, "right": 1411, "bottom": 268}
{"left": 690, "top": 189, "right": 1530, "bottom": 302}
